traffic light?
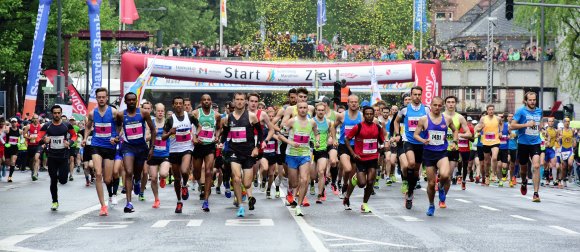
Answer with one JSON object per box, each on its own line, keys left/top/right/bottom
{"left": 506, "top": 0, "right": 514, "bottom": 20}
{"left": 564, "top": 104, "right": 574, "bottom": 119}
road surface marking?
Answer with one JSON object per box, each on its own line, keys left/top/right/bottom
{"left": 329, "top": 243, "right": 371, "bottom": 247}
{"left": 225, "top": 219, "right": 274, "bottom": 226}
{"left": 421, "top": 188, "right": 427, "bottom": 191}
{"left": 309, "top": 226, "right": 417, "bottom": 248}
{"left": 77, "top": 221, "right": 133, "bottom": 230}
{"left": 479, "top": 205, "right": 500, "bottom": 211}
{"left": 324, "top": 238, "right": 345, "bottom": 241}
{"left": 398, "top": 216, "right": 423, "bottom": 222}
{"left": 151, "top": 219, "right": 203, "bottom": 228}
{"left": 279, "top": 190, "right": 329, "bottom": 252}
{"left": 549, "top": 226, "right": 580, "bottom": 235}
{"left": 510, "top": 215, "right": 536, "bottom": 221}
{"left": 454, "top": 199, "right": 471, "bottom": 203}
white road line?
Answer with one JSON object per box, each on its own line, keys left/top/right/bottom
{"left": 324, "top": 238, "right": 345, "bottom": 241}
{"left": 454, "top": 199, "right": 471, "bottom": 203}
{"left": 397, "top": 216, "right": 423, "bottom": 222}
{"left": 561, "top": 191, "right": 578, "bottom": 195}
{"left": 309, "top": 226, "right": 417, "bottom": 249}
{"left": 279, "top": 191, "right": 329, "bottom": 252}
{"left": 549, "top": 225, "right": 580, "bottom": 235}
{"left": 420, "top": 188, "right": 427, "bottom": 191}
{"left": 328, "top": 243, "right": 371, "bottom": 247}
{"left": 510, "top": 215, "right": 536, "bottom": 221}
{"left": 479, "top": 205, "right": 500, "bottom": 211}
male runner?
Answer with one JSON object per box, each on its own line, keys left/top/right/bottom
{"left": 558, "top": 118, "right": 574, "bottom": 188}
{"left": 23, "top": 114, "right": 42, "bottom": 181}
{"left": 148, "top": 103, "right": 171, "bottom": 208}
{"left": 507, "top": 113, "right": 518, "bottom": 187}
{"left": 116, "top": 92, "right": 155, "bottom": 213}
{"left": 246, "top": 93, "right": 276, "bottom": 195}
{"left": 38, "top": 105, "right": 78, "bottom": 210}
{"left": 4, "top": 118, "right": 21, "bottom": 182}
{"left": 312, "top": 102, "right": 335, "bottom": 203}
{"left": 458, "top": 116, "right": 475, "bottom": 190}
{"left": 220, "top": 92, "right": 262, "bottom": 217}
{"left": 192, "top": 94, "right": 222, "bottom": 211}
{"left": 413, "top": 97, "right": 458, "bottom": 216}
{"left": 511, "top": 91, "right": 543, "bottom": 202}
{"left": 393, "top": 87, "right": 429, "bottom": 209}
{"left": 544, "top": 117, "right": 558, "bottom": 186}
{"left": 345, "top": 106, "right": 384, "bottom": 213}
{"left": 474, "top": 105, "right": 502, "bottom": 186}
{"left": 138, "top": 101, "right": 153, "bottom": 201}
{"left": 443, "top": 96, "right": 469, "bottom": 185}
{"left": 497, "top": 113, "right": 510, "bottom": 187}
{"left": 84, "top": 87, "right": 118, "bottom": 216}
{"left": 79, "top": 126, "right": 94, "bottom": 186}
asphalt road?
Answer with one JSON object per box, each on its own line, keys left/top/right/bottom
{"left": 1, "top": 170, "right": 579, "bottom": 252}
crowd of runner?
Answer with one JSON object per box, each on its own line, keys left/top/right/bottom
{"left": 2, "top": 87, "right": 579, "bottom": 217}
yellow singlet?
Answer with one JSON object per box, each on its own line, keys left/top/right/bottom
{"left": 546, "top": 127, "right": 558, "bottom": 148}
{"left": 561, "top": 128, "right": 574, "bottom": 149}
{"left": 481, "top": 116, "right": 500, "bottom": 146}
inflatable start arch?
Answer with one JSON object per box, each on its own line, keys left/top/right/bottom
{"left": 121, "top": 53, "right": 442, "bottom": 104}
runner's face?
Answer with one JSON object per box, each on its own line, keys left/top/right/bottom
{"left": 142, "top": 104, "right": 152, "bottom": 113}
{"left": 487, "top": 106, "right": 494, "bottom": 116}
{"left": 525, "top": 94, "right": 537, "bottom": 109}
{"left": 289, "top": 93, "right": 297, "bottom": 105}
{"left": 156, "top": 107, "right": 165, "bottom": 120}
{"left": 382, "top": 109, "right": 389, "bottom": 118}
{"left": 267, "top": 108, "right": 275, "bottom": 118}
{"left": 391, "top": 106, "right": 398, "bottom": 115}
{"left": 446, "top": 98, "right": 456, "bottom": 111}
{"left": 52, "top": 110, "right": 62, "bottom": 122}
{"left": 548, "top": 118, "right": 554, "bottom": 126}
{"left": 297, "top": 93, "right": 308, "bottom": 103}
{"left": 564, "top": 119, "right": 570, "bottom": 128}
{"left": 201, "top": 95, "right": 212, "bottom": 109}
{"left": 374, "top": 107, "right": 380, "bottom": 117}
{"left": 316, "top": 106, "right": 325, "bottom": 118}
{"left": 403, "top": 97, "right": 411, "bottom": 106}
{"left": 173, "top": 99, "right": 184, "bottom": 113}
{"left": 125, "top": 94, "right": 137, "bottom": 109}
{"left": 234, "top": 95, "right": 246, "bottom": 109}
{"left": 508, "top": 114, "right": 513, "bottom": 122}
{"left": 411, "top": 89, "right": 422, "bottom": 104}
{"left": 96, "top": 91, "right": 107, "bottom": 106}
{"left": 348, "top": 97, "right": 359, "bottom": 111}
{"left": 184, "top": 101, "right": 192, "bottom": 112}
{"left": 248, "top": 96, "right": 259, "bottom": 110}
{"left": 431, "top": 99, "right": 443, "bottom": 114}
{"left": 298, "top": 103, "right": 308, "bottom": 117}
{"left": 363, "top": 109, "right": 374, "bottom": 123}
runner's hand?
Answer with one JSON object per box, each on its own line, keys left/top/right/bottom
{"left": 422, "top": 139, "right": 430, "bottom": 145}
{"left": 64, "top": 140, "right": 70, "bottom": 148}
{"left": 353, "top": 154, "right": 361, "bottom": 161}
{"left": 81, "top": 140, "right": 86, "bottom": 147}
{"left": 290, "top": 141, "right": 299, "bottom": 148}
{"left": 109, "top": 137, "right": 117, "bottom": 145}
{"left": 261, "top": 141, "right": 267, "bottom": 149}
{"left": 44, "top": 137, "right": 50, "bottom": 144}
{"left": 169, "top": 128, "right": 176, "bottom": 135}
{"left": 251, "top": 147, "right": 259, "bottom": 157}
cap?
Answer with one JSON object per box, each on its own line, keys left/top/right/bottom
{"left": 10, "top": 118, "right": 17, "bottom": 122}
{"left": 471, "top": 120, "right": 477, "bottom": 124}
{"left": 361, "top": 100, "right": 370, "bottom": 107}
{"left": 69, "top": 117, "right": 76, "bottom": 121}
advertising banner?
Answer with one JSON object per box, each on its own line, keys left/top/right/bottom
{"left": 87, "top": 0, "right": 102, "bottom": 112}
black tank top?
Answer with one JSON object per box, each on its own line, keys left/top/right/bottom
{"left": 227, "top": 110, "right": 255, "bottom": 156}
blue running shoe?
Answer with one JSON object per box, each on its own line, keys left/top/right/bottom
{"left": 202, "top": 200, "right": 209, "bottom": 212}
{"left": 426, "top": 205, "right": 435, "bottom": 216}
{"left": 225, "top": 189, "right": 232, "bottom": 198}
{"left": 242, "top": 194, "right": 247, "bottom": 202}
{"left": 124, "top": 202, "right": 135, "bottom": 213}
{"left": 438, "top": 182, "right": 446, "bottom": 203}
{"left": 133, "top": 179, "right": 141, "bottom": 195}
{"left": 237, "top": 206, "right": 245, "bottom": 217}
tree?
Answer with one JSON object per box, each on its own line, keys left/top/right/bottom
{"left": 515, "top": 0, "right": 580, "bottom": 101}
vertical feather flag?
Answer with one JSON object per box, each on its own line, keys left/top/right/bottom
{"left": 120, "top": 58, "right": 155, "bottom": 110}
{"left": 370, "top": 62, "right": 382, "bottom": 105}
{"left": 220, "top": 0, "right": 227, "bottom": 27}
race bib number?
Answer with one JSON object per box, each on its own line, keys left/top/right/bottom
{"left": 30, "top": 134, "right": 38, "bottom": 143}
{"left": 154, "top": 137, "right": 167, "bottom": 151}
{"left": 176, "top": 128, "right": 192, "bottom": 143}
{"left": 428, "top": 130, "right": 445, "bottom": 146}
{"left": 125, "top": 123, "right": 143, "bottom": 140}
{"left": 362, "top": 139, "right": 378, "bottom": 154}
{"left": 8, "top": 136, "right": 18, "bottom": 145}
{"left": 485, "top": 133, "right": 496, "bottom": 140}
{"left": 264, "top": 140, "right": 276, "bottom": 153}
{"left": 500, "top": 136, "right": 508, "bottom": 145}
{"left": 561, "top": 151, "right": 572, "bottom": 160}
{"left": 198, "top": 126, "right": 215, "bottom": 142}
{"left": 95, "top": 122, "right": 112, "bottom": 138}
{"left": 230, "top": 127, "right": 247, "bottom": 143}
{"left": 293, "top": 132, "right": 310, "bottom": 146}
{"left": 458, "top": 139, "right": 469, "bottom": 148}
{"left": 525, "top": 125, "right": 539, "bottom": 136}
{"left": 50, "top": 136, "right": 65, "bottom": 149}
{"left": 408, "top": 117, "right": 420, "bottom": 132}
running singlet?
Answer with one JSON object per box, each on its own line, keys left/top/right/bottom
{"left": 458, "top": 124, "right": 474, "bottom": 153}
{"left": 92, "top": 107, "right": 117, "bottom": 149}
{"left": 7, "top": 128, "right": 20, "bottom": 146}
{"left": 153, "top": 120, "right": 170, "bottom": 157}
{"left": 122, "top": 108, "right": 147, "bottom": 146}
{"left": 508, "top": 130, "right": 518, "bottom": 150}
{"left": 423, "top": 114, "right": 448, "bottom": 152}
{"left": 41, "top": 122, "right": 76, "bottom": 159}
{"left": 27, "top": 123, "right": 41, "bottom": 146}
{"left": 227, "top": 110, "right": 255, "bottom": 156}
{"left": 561, "top": 128, "right": 574, "bottom": 149}
{"left": 446, "top": 113, "right": 460, "bottom": 151}
{"left": 339, "top": 111, "right": 362, "bottom": 145}
{"left": 481, "top": 116, "right": 500, "bottom": 146}
{"left": 403, "top": 104, "right": 428, "bottom": 145}
{"left": 197, "top": 108, "right": 216, "bottom": 145}
{"left": 513, "top": 106, "right": 542, "bottom": 145}
{"left": 347, "top": 122, "right": 384, "bottom": 161}
{"left": 314, "top": 117, "right": 329, "bottom": 151}
{"left": 262, "top": 127, "right": 277, "bottom": 155}
{"left": 166, "top": 113, "right": 194, "bottom": 153}
{"left": 546, "top": 127, "right": 558, "bottom": 148}
{"left": 287, "top": 118, "right": 313, "bottom": 157}
{"left": 499, "top": 122, "right": 509, "bottom": 150}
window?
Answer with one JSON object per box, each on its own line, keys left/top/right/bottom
{"left": 465, "top": 88, "right": 476, "bottom": 101}
{"left": 436, "top": 12, "right": 447, "bottom": 20}
{"left": 493, "top": 88, "right": 500, "bottom": 103}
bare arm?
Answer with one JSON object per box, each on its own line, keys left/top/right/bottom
{"left": 413, "top": 117, "right": 428, "bottom": 144}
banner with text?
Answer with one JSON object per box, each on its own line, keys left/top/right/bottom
{"left": 87, "top": 0, "right": 102, "bottom": 112}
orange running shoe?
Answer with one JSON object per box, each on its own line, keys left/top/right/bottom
{"left": 286, "top": 191, "right": 295, "bottom": 206}
{"left": 439, "top": 201, "right": 447, "bottom": 208}
{"left": 302, "top": 196, "right": 311, "bottom": 207}
{"left": 152, "top": 199, "right": 160, "bottom": 208}
{"left": 160, "top": 177, "right": 166, "bottom": 188}
{"left": 99, "top": 206, "right": 108, "bottom": 216}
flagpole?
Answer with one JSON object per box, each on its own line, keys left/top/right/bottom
{"left": 412, "top": 0, "right": 415, "bottom": 50}
{"left": 119, "top": 0, "right": 122, "bottom": 54}
{"left": 219, "top": 23, "right": 223, "bottom": 57}
{"left": 419, "top": 0, "right": 423, "bottom": 59}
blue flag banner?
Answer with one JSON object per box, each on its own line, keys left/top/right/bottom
{"left": 414, "top": 0, "right": 427, "bottom": 33}
{"left": 87, "top": 0, "right": 102, "bottom": 112}
{"left": 23, "top": 0, "right": 53, "bottom": 117}
{"left": 317, "top": 0, "right": 327, "bottom": 26}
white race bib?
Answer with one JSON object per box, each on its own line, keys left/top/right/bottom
{"left": 428, "top": 130, "right": 445, "bottom": 146}
{"left": 50, "top": 136, "right": 65, "bottom": 149}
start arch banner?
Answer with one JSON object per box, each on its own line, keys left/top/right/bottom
{"left": 121, "top": 53, "right": 442, "bottom": 104}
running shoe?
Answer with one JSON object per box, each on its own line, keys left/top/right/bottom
{"left": 498, "top": 180, "right": 504, "bottom": 187}
{"left": 426, "top": 205, "right": 435, "bottom": 216}
{"left": 275, "top": 190, "right": 280, "bottom": 199}
{"left": 475, "top": 175, "right": 480, "bottom": 184}
{"left": 85, "top": 180, "right": 90, "bottom": 187}
{"left": 361, "top": 203, "right": 372, "bottom": 213}
{"left": 295, "top": 206, "right": 304, "bottom": 216}
{"left": 316, "top": 194, "right": 323, "bottom": 204}
{"left": 253, "top": 178, "right": 259, "bottom": 188}
{"left": 69, "top": 175, "right": 74, "bottom": 181}
{"left": 248, "top": 196, "right": 256, "bottom": 210}
{"left": 202, "top": 200, "right": 210, "bottom": 212}
{"left": 302, "top": 196, "right": 310, "bottom": 207}
{"left": 124, "top": 202, "right": 135, "bottom": 213}
{"left": 216, "top": 187, "right": 221, "bottom": 194}
{"left": 461, "top": 182, "right": 466, "bottom": 191}
{"left": 451, "top": 177, "right": 457, "bottom": 185}
{"left": 225, "top": 188, "right": 232, "bottom": 198}
{"left": 509, "top": 177, "right": 515, "bottom": 188}
{"left": 415, "top": 182, "right": 421, "bottom": 189}
{"left": 351, "top": 175, "right": 358, "bottom": 187}
{"left": 532, "top": 192, "right": 541, "bottom": 202}
{"left": 76, "top": 166, "right": 81, "bottom": 173}
{"left": 133, "top": 179, "right": 141, "bottom": 195}
{"left": 374, "top": 180, "right": 379, "bottom": 189}
{"left": 386, "top": 177, "right": 393, "bottom": 186}
{"left": 181, "top": 187, "right": 189, "bottom": 200}
{"left": 391, "top": 174, "right": 397, "bottom": 183}
{"left": 199, "top": 189, "right": 205, "bottom": 201}
{"left": 51, "top": 202, "right": 59, "bottom": 211}
{"left": 111, "top": 195, "right": 118, "bottom": 205}
{"left": 152, "top": 199, "right": 160, "bottom": 209}
{"left": 439, "top": 201, "right": 447, "bottom": 209}
{"left": 401, "top": 181, "right": 408, "bottom": 194}
{"left": 558, "top": 182, "right": 564, "bottom": 189}
{"left": 237, "top": 206, "right": 245, "bottom": 217}
{"left": 32, "top": 175, "right": 38, "bottom": 181}
{"left": 339, "top": 191, "right": 345, "bottom": 199}
{"left": 521, "top": 180, "right": 528, "bottom": 195}
{"left": 286, "top": 191, "right": 295, "bottom": 206}
{"left": 160, "top": 177, "right": 166, "bottom": 188}
{"left": 331, "top": 184, "right": 339, "bottom": 195}
{"left": 457, "top": 176, "right": 462, "bottom": 185}
{"left": 7, "top": 177, "right": 12, "bottom": 183}
{"left": 321, "top": 191, "right": 327, "bottom": 201}
{"left": 99, "top": 205, "right": 108, "bottom": 216}
{"left": 266, "top": 190, "right": 271, "bottom": 199}
{"left": 405, "top": 193, "right": 413, "bottom": 210}
{"left": 260, "top": 182, "right": 266, "bottom": 192}
{"left": 233, "top": 198, "right": 239, "bottom": 208}
{"left": 139, "top": 193, "right": 145, "bottom": 201}
{"left": 343, "top": 197, "right": 351, "bottom": 210}
{"left": 175, "top": 202, "right": 183, "bottom": 213}
{"left": 310, "top": 184, "right": 315, "bottom": 195}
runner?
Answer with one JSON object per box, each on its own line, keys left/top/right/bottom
{"left": 383, "top": 105, "right": 398, "bottom": 186}
{"left": 192, "top": 94, "right": 222, "bottom": 212}
{"left": 458, "top": 116, "right": 475, "bottom": 190}
{"left": 23, "top": 114, "right": 42, "bottom": 181}
{"left": 393, "top": 87, "right": 430, "bottom": 210}
{"left": 84, "top": 87, "right": 119, "bottom": 216}
{"left": 116, "top": 92, "right": 155, "bottom": 213}
{"left": 219, "top": 92, "right": 262, "bottom": 217}
{"left": 138, "top": 101, "right": 153, "bottom": 201}
{"left": 510, "top": 91, "right": 543, "bottom": 202}
{"left": 442, "top": 96, "right": 463, "bottom": 185}
{"left": 507, "top": 113, "right": 518, "bottom": 187}
{"left": 262, "top": 107, "right": 279, "bottom": 199}
{"left": 0, "top": 120, "right": 6, "bottom": 181}
{"left": 36, "top": 105, "right": 78, "bottom": 210}
{"left": 544, "top": 117, "right": 558, "bottom": 186}
{"left": 270, "top": 89, "right": 297, "bottom": 199}
{"left": 334, "top": 95, "right": 363, "bottom": 209}
{"left": 163, "top": 96, "right": 198, "bottom": 214}
{"left": 79, "top": 126, "right": 94, "bottom": 187}
{"left": 312, "top": 102, "right": 335, "bottom": 203}
{"left": 474, "top": 105, "right": 502, "bottom": 186}
{"left": 344, "top": 106, "right": 384, "bottom": 213}
{"left": 497, "top": 113, "right": 510, "bottom": 187}
{"left": 281, "top": 101, "right": 319, "bottom": 216}
{"left": 4, "top": 117, "right": 22, "bottom": 182}
{"left": 413, "top": 97, "right": 458, "bottom": 216}
{"left": 391, "top": 95, "right": 411, "bottom": 195}
{"left": 68, "top": 118, "right": 81, "bottom": 181}
{"left": 558, "top": 118, "right": 574, "bottom": 188}
{"left": 147, "top": 103, "right": 171, "bottom": 208}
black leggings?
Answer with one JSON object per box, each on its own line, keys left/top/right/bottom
{"left": 48, "top": 158, "right": 69, "bottom": 203}
{"left": 459, "top": 151, "right": 470, "bottom": 179}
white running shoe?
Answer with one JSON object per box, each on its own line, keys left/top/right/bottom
{"left": 112, "top": 195, "right": 118, "bottom": 205}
